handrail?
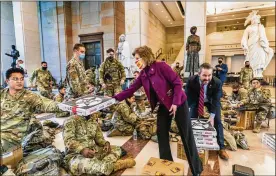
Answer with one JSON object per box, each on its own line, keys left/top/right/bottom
{"left": 155, "top": 48, "right": 163, "bottom": 59}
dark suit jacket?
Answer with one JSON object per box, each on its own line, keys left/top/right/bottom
{"left": 215, "top": 63, "right": 228, "bottom": 83}
{"left": 185, "top": 75, "right": 222, "bottom": 114}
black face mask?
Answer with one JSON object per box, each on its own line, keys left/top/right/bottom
{"left": 176, "top": 65, "right": 179, "bottom": 68}
{"left": 245, "top": 65, "right": 250, "bottom": 68}
{"left": 42, "top": 67, "right": 47, "bottom": 70}
{"left": 218, "top": 61, "right": 222, "bottom": 64}
{"left": 233, "top": 91, "right": 238, "bottom": 94}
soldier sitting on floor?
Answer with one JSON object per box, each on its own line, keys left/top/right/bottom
{"left": 239, "top": 78, "right": 272, "bottom": 133}
{"left": 63, "top": 115, "right": 135, "bottom": 175}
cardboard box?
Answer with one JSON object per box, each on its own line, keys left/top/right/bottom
{"left": 58, "top": 95, "right": 116, "bottom": 116}
{"left": 142, "top": 157, "right": 184, "bottom": 175}
{"left": 236, "top": 111, "right": 256, "bottom": 130}
{"left": 177, "top": 141, "right": 209, "bottom": 165}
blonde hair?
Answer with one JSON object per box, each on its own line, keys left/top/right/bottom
{"left": 133, "top": 45, "right": 156, "bottom": 66}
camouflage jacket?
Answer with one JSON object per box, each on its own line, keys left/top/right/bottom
{"left": 65, "top": 57, "right": 87, "bottom": 98}
{"left": 229, "top": 88, "right": 248, "bottom": 104}
{"left": 99, "top": 58, "right": 126, "bottom": 85}
{"left": 173, "top": 66, "right": 184, "bottom": 77}
{"left": 240, "top": 67, "right": 254, "bottom": 82}
{"left": 54, "top": 93, "right": 64, "bottom": 103}
{"left": 113, "top": 101, "right": 138, "bottom": 126}
{"left": 63, "top": 116, "right": 107, "bottom": 161}
{"left": 246, "top": 87, "right": 271, "bottom": 105}
{"left": 29, "top": 68, "right": 53, "bottom": 89}
{"left": 0, "top": 88, "right": 60, "bottom": 153}
{"left": 85, "top": 68, "right": 96, "bottom": 84}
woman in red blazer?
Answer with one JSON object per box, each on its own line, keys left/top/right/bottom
{"left": 114, "top": 46, "right": 202, "bottom": 175}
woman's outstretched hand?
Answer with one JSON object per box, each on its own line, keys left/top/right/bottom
{"left": 169, "top": 104, "right": 177, "bottom": 119}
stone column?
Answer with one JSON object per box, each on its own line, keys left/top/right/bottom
{"left": 226, "top": 56, "right": 232, "bottom": 72}
{"left": 184, "top": 2, "right": 206, "bottom": 76}
{"left": 13, "top": 2, "right": 42, "bottom": 79}
{"left": 125, "top": 2, "right": 149, "bottom": 53}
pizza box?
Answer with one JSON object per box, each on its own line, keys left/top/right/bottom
{"left": 192, "top": 119, "right": 217, "bottom": 136}
{"left": 58, "top": 95, "right": 116, "bottom": 116}
{"left": 141, "top": 157, "right": 184, "bottom": 175}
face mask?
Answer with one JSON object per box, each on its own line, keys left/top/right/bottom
{"left": 233, "top": 91, "right": 238, "bottom": 94}
{"left": 135, "top": 59, "right": 143, "bottom": 70}
{"left": 19, "top": 64, "right": 24, "bottom": 68}
{"left": 79, "top": 54, "right": 85, "bottom": 60}
{"left": 108, "top": 56, "right": 114, "bottom": 60}
{"left": 176, "top": 65, "right": 179, "bottom": 68}
{"left": 42, "top": 67, "right": 47, "bottom": 70}
{"left": 245, "top": 65, "right": 250, "bottom": 68}
{"left": 218, "top": 61, "right": 222, "bottom": 64}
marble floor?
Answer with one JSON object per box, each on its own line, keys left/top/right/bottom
{"left": 47, "top": 85, "right": 276, "bottom": 175}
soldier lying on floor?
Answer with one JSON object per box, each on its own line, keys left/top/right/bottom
{"left": 239, "top": 78, "right": 272, "bottom": 133}
{"left": 63, "top": 115, "right": 136, "bottom": 175}
{"left": 0, "top": 68, "right": 67, "bottom": 168}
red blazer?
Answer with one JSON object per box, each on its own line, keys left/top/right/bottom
{"left": 113, "top": 62, "right": 187, "bottom": 110}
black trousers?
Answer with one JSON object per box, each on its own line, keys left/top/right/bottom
{"left": 157, "top": 102, "right": 203, "bottom": 175}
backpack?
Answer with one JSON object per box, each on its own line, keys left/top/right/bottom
{"left": 15, "top": 147, "right": 63, "bottom": 176}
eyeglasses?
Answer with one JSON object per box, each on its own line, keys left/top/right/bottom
{"left": 10, "top": 77, "right": 24, "bottom": 82}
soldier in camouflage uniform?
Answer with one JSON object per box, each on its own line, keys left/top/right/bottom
{"left": 173, "top": 62, "right": 184, "bottom": 78}
{"left": 240, "top": 61, "right": 254, "bottom": 89}
{"left": 1, "top": 68, "right": 63, "bottom": 167}
{"left": 29, "top": 61, "right": 54, "bottom": 98}
{"left": 240, "top": 78, "right": 272, "bottom": 133}
{"left": 65, "top": 43, "right": 88, "bottom": 99}
{"left": 54, "top": 84, "right": 66, "bottom": 103}
{"left": 99, "top": 48, "right": 126, "bottom": 97}
{"left": 85, "top": 66, "right": 96, "bottom": 85}
{"left": 63, "top": 116, "right": 136, "bottom": 175}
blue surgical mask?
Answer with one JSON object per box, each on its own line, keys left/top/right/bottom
{"left": 79, "top": 54, "right": 85, "bottom": 60}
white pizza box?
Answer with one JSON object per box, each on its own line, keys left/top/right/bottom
{"left": 196, "top": 142, "right": 220, "bottom": 150}
{"left": 192, "top": 119, "right": 217, "bottom": 136}
{"left": 58, "top": 95, "right": 116, "bottom": 116}
{"left": 194, "top": 135, "right": 217, "bottom": 143}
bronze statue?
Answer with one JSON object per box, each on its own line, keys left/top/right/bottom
{"left": 185, "top": 26, "right": 201, "bottom": 76}
{"left": 5, "top": 45, "right": 20, "bottom": 68}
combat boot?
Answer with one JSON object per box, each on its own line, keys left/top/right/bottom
{"left": 113, "top": 158, "right": 136, "bottom": 172}
{"left": 253, "top": 123, "right": 261, "bottom": 133}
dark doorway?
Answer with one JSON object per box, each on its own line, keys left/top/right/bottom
{"left": 83, "top": 42, "right": 101, "bottom": 69}
{"left": 79, "top": 32, "right": 104, "bottom": 70}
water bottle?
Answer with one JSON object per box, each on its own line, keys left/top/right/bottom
{"left": 133, "top": 129, "right": 137, "bottom": 140}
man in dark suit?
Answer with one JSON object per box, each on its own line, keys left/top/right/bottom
{"left": 215, "top": 57, "right": 228, "bottom": 84}
{"left": 185, "top": 63, "right": 229, "bottom": 160}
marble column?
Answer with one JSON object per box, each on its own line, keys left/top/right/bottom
{"left": 125, "top": 2, "right": 149, "bottom": 53}
{"left": 184, "top": 2, "right": 206, "bottom": 76}
{"left": 226, "top": 56, "right": 232, "bottom": 72}
{"left": 13, "top": 2, "right": 42, "bottom": 81}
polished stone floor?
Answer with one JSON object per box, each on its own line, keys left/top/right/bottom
{"left": 48, "top": 85, "right": 275, "bottom": 175}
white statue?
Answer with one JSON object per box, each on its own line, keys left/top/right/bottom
{"left": 117, "top": 34, "right": 134, "bottom": 78}
{"left": 241, "top": 10, "right": 274, "bottom": 78}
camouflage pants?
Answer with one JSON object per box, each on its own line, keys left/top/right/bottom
{"left": 246, "top": 105, "right": 269, "bottom": 123}
{"left": 107, "top": 122, "right": 134, "bottom": 137}
{"left": 170, "top": 119, "right": 179, "bottom": 134}
{"left": 38, "top": 86, "right": 54, "bottom": 99}
{"left": 104, "top": 85, "right": 122, "bottom": 97}
{"left": 68, "top": 146, "right": 121, "bottom": 175}
{"left": 136, "top": 120, "right": 157, "bottom": 139}
{"left": 242, "top": 80, "right": 250, "bottom": 89}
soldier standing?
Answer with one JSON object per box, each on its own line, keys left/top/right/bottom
{"left": 1, "top": 68, "right": 63, "bottom": 168}
{"left": 63, "top": 115, "right": 136, "bottom": 175}
{"left": 173, "top": 62, "right": 184, "bottom": 78}
{"left": 85, "top": 66, "right": 96, "bottom": 85}
{"left": 240, "top": 61, "right": 254, "bottom": 89}
{"left": 65, "top": 43, "right": 87, "bottom": 99}
{"left": 99, "top": 48, "right": 126, "bottom": 97}
{"left": 29, "top": 61, "right": 54, "bottom": 98}
{"left": 240, "top": 78, "right": 271, "bottom": 133}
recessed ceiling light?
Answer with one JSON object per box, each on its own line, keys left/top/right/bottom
{"left": 234, "top": 27, "right": 236, "bottom": 28}
{"left": 161, "top": 11, "right": 164, "bottom": 12}
{"left": 168, "top": 20, "right": 170, "bottom": 21}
